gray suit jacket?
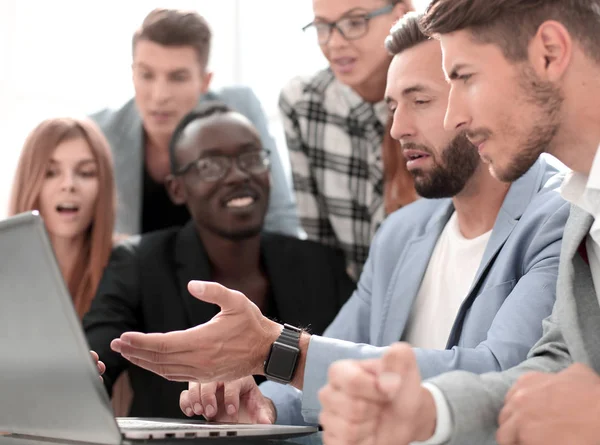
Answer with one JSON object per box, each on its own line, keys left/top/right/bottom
{"left": 90, "top": 86, "right": 300, "bottom": 236}
{"left": 261, "top": 158, "right": 570, "bottom": 425}
{"left": 428, "top": 205, "right": 598, "bottom": 444}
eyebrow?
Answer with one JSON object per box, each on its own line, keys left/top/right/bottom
{"left": 447, "top": 63, "right": 471, "bottom": 80}
{"left": 136, "top": 62, "right": 190, "bottom": 74}
{"left": 49, "top": 158, "right": 97, "bottom": 166}
{"left": 385, "top": 85, "right": 429, "bottom": 104}
{"left": 402, "top": 85, "right": 428, "bottom": 96}
{"left": 314, "top": 7, "right": 368, "bottom": 21}
{"left": 197, "top": 143, "right": 261, "bottom": 157}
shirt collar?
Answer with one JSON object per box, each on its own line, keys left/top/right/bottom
{"left": 560, "top": 145, "right": 600, "bottom": 212}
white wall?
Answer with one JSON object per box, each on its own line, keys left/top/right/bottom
{"left": 0, "top": 0, "right": 327, "bottom": 218}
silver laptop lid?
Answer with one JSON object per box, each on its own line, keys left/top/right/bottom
{"left": 0, "top": 212, "right": 122, "bottom": 445}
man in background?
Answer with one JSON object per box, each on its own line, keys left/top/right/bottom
{"left": 91, "top": 8, "right": 299, "bottom": 237}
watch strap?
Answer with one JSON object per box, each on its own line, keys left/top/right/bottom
{"left": 278, "top": 323, "right": 302, "bottom": 347}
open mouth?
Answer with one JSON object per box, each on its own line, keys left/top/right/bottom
{"left": 332, "top": 57, "right": 357, "bottom": 73}
{"left": 56, "top": 203, "right": 80, "bottom": 215}
{"left": 225, "top": 196, "right": 256, "bottom": 208}
{"left": 406, "top": 153, "right": 428, "bottom": 160}
{"left": 403, "top": 149, "right": 431, "bottom": 162}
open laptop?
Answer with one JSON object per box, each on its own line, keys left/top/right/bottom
{"left": 0, "top": 212, "right": 317, "bottom": 444}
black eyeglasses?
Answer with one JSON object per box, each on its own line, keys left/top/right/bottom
{"left": 302, "top": 4, "right": 394, "bottom": 45}
{"left": 174, "top": 150, "right": 271, "bottom": 182}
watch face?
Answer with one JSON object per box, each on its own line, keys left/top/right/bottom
{"left": 265, "top": 342, "right": 299, "bottom": 381}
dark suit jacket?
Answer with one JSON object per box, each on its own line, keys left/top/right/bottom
{"left": 83, "top": 222, "right": 355, "bottom": 418}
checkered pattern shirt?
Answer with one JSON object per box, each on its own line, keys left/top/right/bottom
{"left": 279, "top": 68, "right": 388, "bottom": 279}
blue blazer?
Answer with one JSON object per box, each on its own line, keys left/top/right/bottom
{"left": 262, "top": 158, "right": 570, "bottom": 425}
{"left": 90, "top": 86, "right": 300, "bottom": 237}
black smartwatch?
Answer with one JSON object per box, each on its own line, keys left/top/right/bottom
{"left": 264, "top": 324, "right": 302, "bottom": 384}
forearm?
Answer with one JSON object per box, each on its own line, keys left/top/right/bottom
{"left": 301, "top": 336, "right": 387, "bottom": 423}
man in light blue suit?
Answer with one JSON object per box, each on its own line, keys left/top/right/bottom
{"left": 108, "top": 12, "right": 569, "bottom": 427}
{"left": 90, "top": 8, "right": 299, "bottom": 237}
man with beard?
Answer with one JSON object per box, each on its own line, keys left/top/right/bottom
{"left": 318, "top": 2, "right": 600, "bottom": 445}
{"left": 83, "top": 102, "right": 355, "bottom": 419}
{"left": 108, "top": 12, "right": 569, "bottom": 427}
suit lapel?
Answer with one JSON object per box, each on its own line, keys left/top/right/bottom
{"left": 113, "top": 100, "right": 145, "bottom": 235}
{"left": 446, "top": 160, "right": 544, "bottom": 346}
{"left": 557, "top": 206, "right": 600, "bottom": 370}
{"left": 380, "top": 202, "right": 454, "bottom": 345}
{"left": 174, "top": 222, "right": 220, "bottom": 328}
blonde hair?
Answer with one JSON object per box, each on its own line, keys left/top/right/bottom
{"left": 9, "top": 117, "right": 116, "bottom": 318}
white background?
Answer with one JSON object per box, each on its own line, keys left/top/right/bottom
{"left": 0, "top": 0, "right": 480, "bottom": 219}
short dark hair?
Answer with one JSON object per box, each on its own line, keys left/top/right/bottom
{"left": 420, "top": 0, "right": 600, "bottom": 63}
{"left": 385, "top": 11, "right": 430, "bottom": 56}
{"left": 132, "top": 8, "right": 212, "bottom": 67}
{"left": 169, "top": 101, "right": 233, "bottom": 174}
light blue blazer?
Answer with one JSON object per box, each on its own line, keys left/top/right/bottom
{"left": 261, "top": 158, "right": 570, "bottom": 425}
{"left": 90, "top": 86, "right": 300, "bottom": 237}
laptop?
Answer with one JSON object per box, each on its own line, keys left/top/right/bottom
{"left": 0, "top": 212, "right": 317, "bottom": 444}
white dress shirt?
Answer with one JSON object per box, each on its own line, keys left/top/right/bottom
{"left": 420, "top": 147, "right": 600, "bottom": 445}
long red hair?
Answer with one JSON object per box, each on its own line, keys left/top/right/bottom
{"left": 9, "top": 117, "right": 116, "bottom": 318}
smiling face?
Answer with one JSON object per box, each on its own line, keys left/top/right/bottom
{"left": 132, "top": 40, "right": 212, "bottom": 141}
{"left": 167, "top": 113, "right": 270, "bottom": 241}
{"left": 38, "top": 137, "right": 100, "bottom": 242}
{"left": 386, "top": 39, "right": 480, "bottom": 198}
{"left": 311, "top": 0, "right": 404, "bottom": 98}
{"left": 441, "top": 30, "right": 563, "bottom": 182}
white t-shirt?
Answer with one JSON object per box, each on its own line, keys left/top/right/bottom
{"left": 403, "top": 211, "right": 492, "bottom": 350}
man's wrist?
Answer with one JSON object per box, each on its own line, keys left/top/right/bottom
{"left": 255, "top": 320, "right": 283, "bottom": 375}
{"left": 414, "top": 384, "right": 438, "bottom": 442}
{"left": 289, "top": 333, "right": 310, "bottom": 390}
{"left": 413, "top": 383, "right": 452, "bottom": 445}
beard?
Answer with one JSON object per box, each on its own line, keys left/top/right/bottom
{"left": 406, "top": 132, "right": 480, "bottom": 199}
{"left": 468, "top": 65, "right": 564, "bottom": 183}
{"left": 500, "top": 65, "right": 563, "bottom": 182}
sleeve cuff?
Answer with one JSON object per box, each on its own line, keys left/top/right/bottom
{"left": 411, "top": 383, "right": 453, "bottom": 445}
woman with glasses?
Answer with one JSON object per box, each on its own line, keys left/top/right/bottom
{"left": 84, "top": 102, "right": 356, "bottom": 419}
{"left": 281, "top": 0, "right": 418, "bottom": 280}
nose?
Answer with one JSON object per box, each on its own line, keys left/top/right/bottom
{"left": 150, "top": 77, "right": 172, "bottom": 104}
{"left": 223, "top": 159, "right": 250, "bottom": 184}
{"left": 326, "top": 25, "right": 348, "bottom": 49}
{"left": 60, "top": 172, "right": 76, "bottom": 192}
{"left": 390, "top": 107, "right": 416, "bottom": 142}
{"left": 444, "top": 86, "right": 471, "bottom": 132}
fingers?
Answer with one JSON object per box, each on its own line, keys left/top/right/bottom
{"left": 319, "top": 359, "right": 382, "bottom": 445}
{"left": 180, "top": 382, "right": 201, "bottom": 417}
{"left": 187, "top": 281, "right": 246, "bottom": 311}
{"left": 223, "top": 379, "right": 243, "bottom": 419}
{"left": 327, "top": 359, "right": 389, "bottom": 403}
{"left": 378, "top": 343, "right": 422, "bottom": 406}
{"left": 111, "top": 329, "right": 194, "bottom": 355}
{"left": 255, "top": 398, "right": 276, "bottom": 425}
{"left": 90, "top": 350, "right": 106, "bottom": 375}
{"left": 201, "top": 381, "right": 220, "bottom": 419}
{"left": 504, "top": 372, "right": 550, "bottom": 404}
{"left": 496, "top": 409, "right": 519, "bottom": 445}
{"left": 319, "top": 408, "right": 377, "bottom": 445}
{"left": 319, "top": 381, "right": 381, "bottom": 423}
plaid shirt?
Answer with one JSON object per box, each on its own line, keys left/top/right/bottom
{"left": 279, "top": 68, "right": 388, "bottom": 279}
